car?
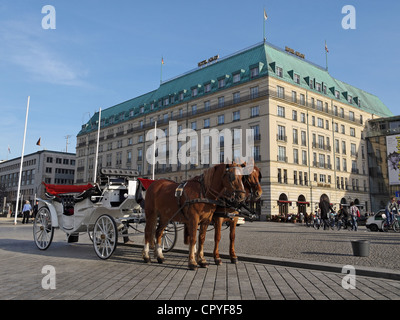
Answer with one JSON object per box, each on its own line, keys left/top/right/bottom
{"left": 366, "top": 209, "right": 400, "bottom": 232}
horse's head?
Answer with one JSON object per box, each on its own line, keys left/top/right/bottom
{"left": 221, "top": 163, "right": 246, "bottom": 203}
{"left": 242, "top": 165, "right": 262, "bottom": 201}
{"left": 203, "top": 163, "right": 246, "bottom": 203}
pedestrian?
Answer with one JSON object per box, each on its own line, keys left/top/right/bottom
{"left": 349, "top": 202, "right": 359, "bottom": 231}
{"left": 32, "top": 201, "right": 39, "bottom": 220}
{"left": 338, "top": 204, "right": 349, "bottom": 229}
{"left": 385, "top": 196, "right": 399, "bottom": 227}
{"left": 319, "top": 199, "right": 334, "bottom": 230}
{"left": 21, "top": 200, "right": 32, "bottom": 224}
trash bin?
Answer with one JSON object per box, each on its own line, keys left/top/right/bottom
{"left": 351, "top": 240, "right": 370, "bottom": 257}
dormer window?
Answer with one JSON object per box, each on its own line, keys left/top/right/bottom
{"left": 335, "top": 90, "right": 340, "bottom": 99}
{"left": 204, "top": 83, "right": 211, "bottom": 93}
{"left": 348, "top": 95, "right": 353, "bottom": 104}
{"left": 276, "top": 66, "right": 283, "bottom": 77}
{"left": 192, "top": 87, "right": 198, "bottom": 97}
{"left": 250, "top": 67, "right": 259, "bottom": 78}
{"left": 294, "top": 73, "right": 300, "bottom": 84}
{"left": 233, "top": 73, "right": 241, "bottom": 83}
{"left": 316, "top": 82, "right": 321, "bottom": 92}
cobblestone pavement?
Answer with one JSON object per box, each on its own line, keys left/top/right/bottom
{"left": 1, "top": 219, "right": 400, "bottom": 302}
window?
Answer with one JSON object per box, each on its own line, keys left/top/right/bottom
{"left": 292, "top": 110, "right": 297, "bottom": 121}
{"left": 335, "top": 90, "right": 340, "bottom": 99}
{"left": 233, "top": 92, "right": 240, "bottom": 103}
{"left": 302, "top": 150, "right": 307, "bottom": 165}
{"left": 342, "top": 141, "right": 346, "bottom": 154}
{"left": 218, "top": 96, "right": 224, "bottom": 107}
{"left": 204, "top": 100, "right": 210, "bottom": 111}
{"left": 301, "top": 131, "right": 307, "bottom": 146}
{"left": 349, "top": 111, "right": 355, "bottom": 121}
{"left": 300, "top": 112, "right": 306, "bottom": 123}
{"left": 350, "top": 128, "right": 355, "bottom": 137}
{"left": 316, "top": 100, "right": 323, "bottom": 111}
{"left": 292, "top": 91, "right": 297, "bottom": 103}
{"left": 294, "top": 171, "right": 298, "bottom": 185}
{"left": 191, "top": 105, "right": 197, "bottom": 115}
{"left": 232, "top": 111, "right": 240, "bottom": 121}
{"left": 318, "top": 135, "right": 325, "bottom": 149}
{"left": 204, "top": 118, "right": 210, "bottom": 128}
{"left": 233, "top": 73, "right": 241, "bottom": 83}
{"left": 218, "top": 78, "right": 225, "bottom": 88}
{"left": 351, "top": 143, "right": 357, "bottom": 157}
{"left": 300, "top": 94, "right": 305, "bottom": 106}
{"left": 191, "top": 121, "right": 197, "bottom": 130}
{"left": 277, "top": 106, "right": 285, "bottom": 118}
{"left": 316, "top": 82, "right": 321, "bottom": 92}
{"left": 277, "top": 125, "right": 286, "bottom": 141}
{"left": 218, "top": 114, "right": 225, "bottom": 125}
{"left": 293, "top": 149, "right": 299, "bottom": 164}
{"left": 204, "top": 83, "right": 211, "bottom": 93}
{"left": 251, "top": 106, "right": 259, "bottom": 117}
{"left": 277, "top": 86, "right": 285, "bottom": 98}
{"left": 278, "top": 169, "right": 282, "bottom": 183}
{"left": 250, "top": 86, "right": 259, "bottom": 99}
{"left": 336, "top": 157, "right": 340, "bottom": 171}
{"left": 192, "top": 87, "right": 198, "bottom": 97}
{"left": 276, "top": 66, "right": 283, "bottom": 77}
{"left": 294, "top": 73, "right": 300, "bottom": 84}
{"left": 251, "top": 125, "right": 260, "bottom": 140}
{"left": 278, "top": 146, "right": 286, "bottom": 162}
{"left": 250, "top": 67, "right": 259, "bottom": 78}
{"left": 293, "top": 129, "right": 298, "bottom": 144}
{"left": 317, "top": 118, "right": 324, "bottom": 128}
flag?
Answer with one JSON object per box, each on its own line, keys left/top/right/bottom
{"left": 325, "top": 42, "right": 329, "bottom": 53}
{"left": 7, "top": 145, "right": 10, "bottom": 154}
{"left": 161, "top": 57, "right": 164, "bottom": 65}
{"left": 264, "top": 8, "right": 268, "bottom": 20}
{"left": 36, "top": 137, "right": 41, "bottom": 146}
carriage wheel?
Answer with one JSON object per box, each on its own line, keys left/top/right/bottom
{"left": 33, "top": 206, "right": 54, "bottom": 250}
{"left": 161, "top": 221, "right": 177, "bottom": 253}
{"left": 93, "top": 214, "right": 118, "bottom": 259}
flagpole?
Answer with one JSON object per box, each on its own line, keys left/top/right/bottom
{"left": 93, "top": 108, "right": 101, "bottom": 184}
{"left": 263, "top": 8, "right": 268, "bottom": 42}
{"left": 160, "top": 57, "right": 163, "bottom": 85}
{"left": 325, "top": 40, "right": 329, "bottom": 71}
{"left": 14, "top": 96, "right": 30, "bottom": 225}
{"left": 152, "top": 120, "right": 157, "bottom": 180}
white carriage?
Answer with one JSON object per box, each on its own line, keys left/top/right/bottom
{"left": 33, "top": 168, "right": 177, "bottom": 259}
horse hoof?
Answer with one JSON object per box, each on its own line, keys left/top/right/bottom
{"left": 188, "top": 263, "right": 198, "bottom": 271}
{"left": 199, "top": 261, "right": 209, "bottom": 268}
{"left": 231, "top": 258, "right": 238, "bottom": 264}
{"left": 143, "top": 257, "right": 151, "bottom": 264}
{"left": 157, "top": 257, "right": 165, "bottom": 264}
{"left": 214, "top": 258, "right": 222, "bottom": 266}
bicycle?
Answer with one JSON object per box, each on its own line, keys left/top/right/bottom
{"left": 382, "top": 214, "right": 400, "bottom": 232}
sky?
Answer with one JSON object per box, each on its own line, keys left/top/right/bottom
{"left": 0, "top": 0, "right": 399, "bottom": 161}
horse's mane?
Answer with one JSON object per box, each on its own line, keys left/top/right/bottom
{"left": 203, "top": 164, "right": 219, "bottom": 189}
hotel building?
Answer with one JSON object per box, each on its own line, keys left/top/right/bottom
{"left": 76, "top": 41, "right": 393, "bottom": 219}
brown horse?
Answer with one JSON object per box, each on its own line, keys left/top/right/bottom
{"left": 142, "top": 163, "right": 246, "bottom": 270}
{"left": 212, "top": 165, "right": 262, "bottom": 265}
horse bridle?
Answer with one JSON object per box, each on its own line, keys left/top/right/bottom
{"left": 243, "top": 172, "right": 262, "bottom": 201}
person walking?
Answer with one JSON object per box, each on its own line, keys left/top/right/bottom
{"left": 338, "top": 204, "right": 349, "bottom": 229}
{"left": 21, "top": 200, "right": 32, "bottom": 224}
{"left": 349, "top": 202, "right": 359, "bottom": 231}
{"left": 385, "top": 196, "right": 399, "bottom": 228}
{"left": 319, "top": 199, "right": 334, "bottom": 230}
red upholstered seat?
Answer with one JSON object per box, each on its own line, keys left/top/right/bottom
{"left": 43, "top": 182, "right": 94, "bottom": 196}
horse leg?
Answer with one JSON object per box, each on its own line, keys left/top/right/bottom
{"left": 229, "top": 217, "right": 238, "bottom": 264}
{"left": 196, "top": 221, "right": 210, "bottom": 268}
{"left": 154, "top": 221, "right": 166, "bottom": 264}
{"left": 213, "top": 217, "right": 223, "bottom": 265}
{"left": 142, "top": 211, "right": 156, "bottom": 263}
{"left": 187, "top": 218, "right": 198, "bottom": 270}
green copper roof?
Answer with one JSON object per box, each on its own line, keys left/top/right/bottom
{"left": 78, "top": 42, "right": 393, "bottom": 136}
